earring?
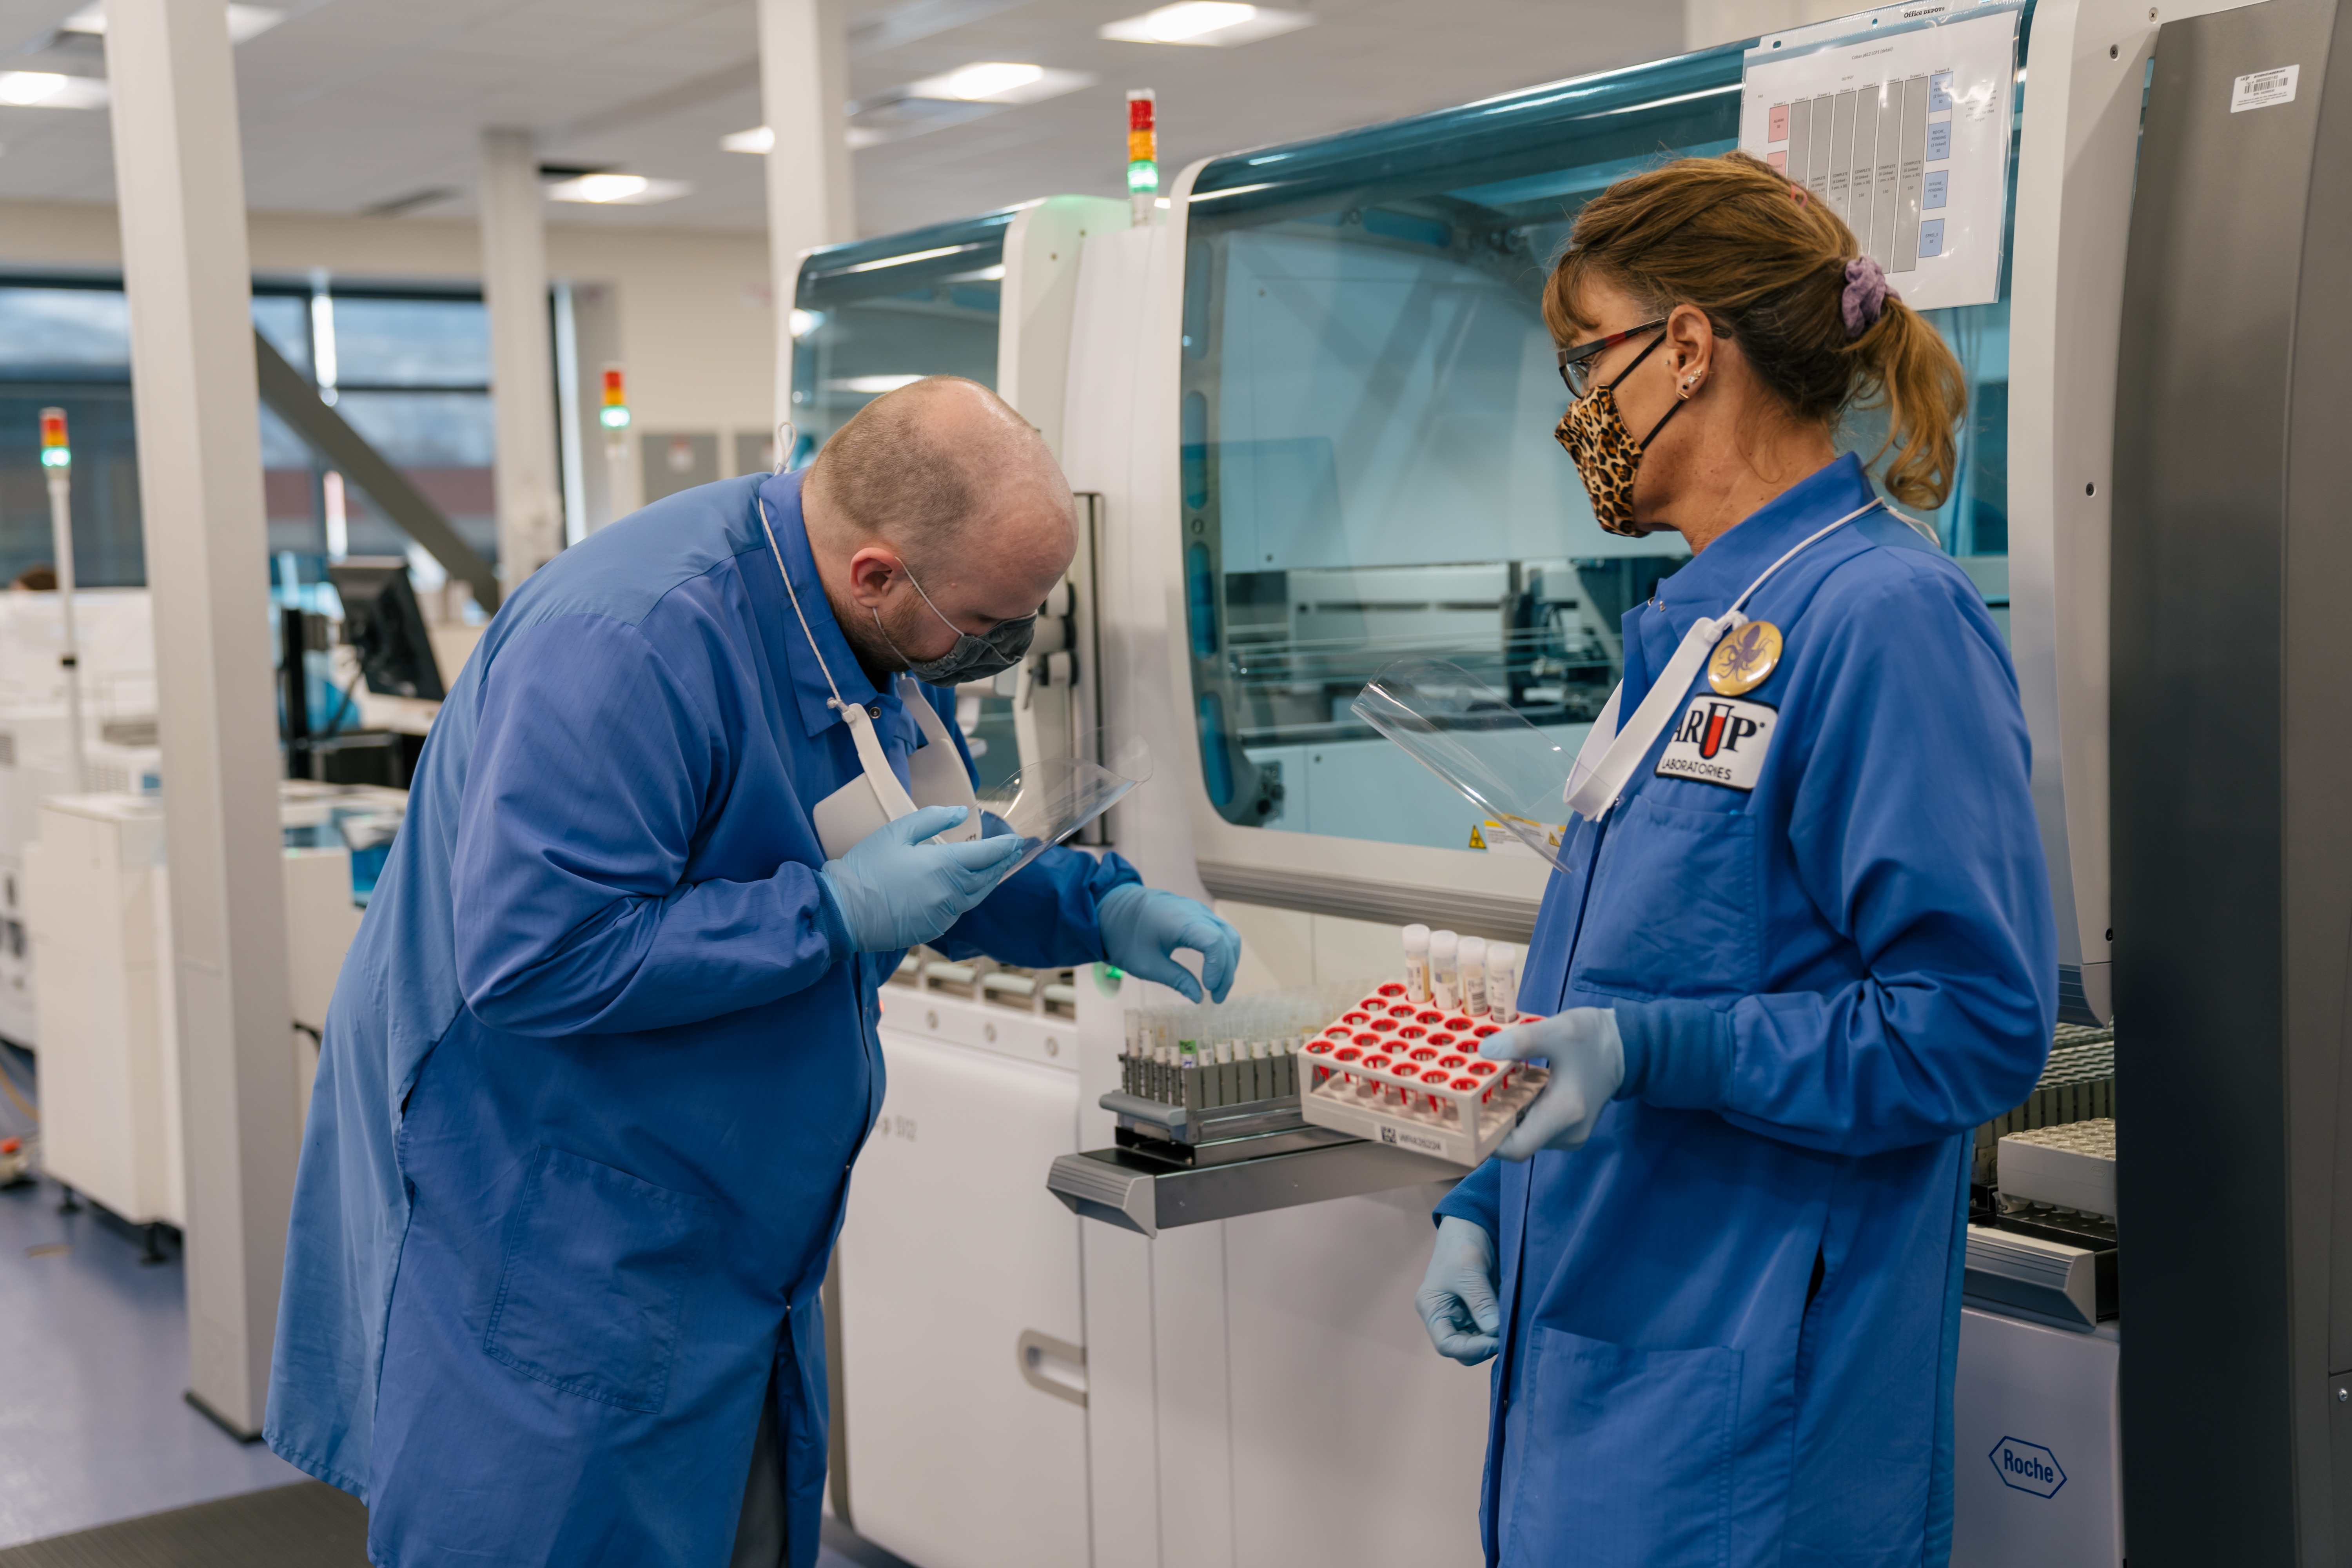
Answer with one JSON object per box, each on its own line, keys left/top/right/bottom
{"left": 1678, "top": 373, "right": 1700, "bottom": 401}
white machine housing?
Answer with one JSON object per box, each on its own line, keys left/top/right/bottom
{"left": 25, "top": 784, "right": 374, "bottom": 1227}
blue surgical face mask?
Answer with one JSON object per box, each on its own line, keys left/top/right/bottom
{"left": 874, "top": 562, "right": 1037, "bottom": 685}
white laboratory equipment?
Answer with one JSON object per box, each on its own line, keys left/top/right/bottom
{"left": 0, "top": 587, "right": 157, "bottom": 1048}
{"left": 840, "top": 965, "right": 1089, "bottom": 1568}
{"left": 24, "top": 781, "right": 392, "bottom": 1232}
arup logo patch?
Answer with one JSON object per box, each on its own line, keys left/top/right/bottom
{"left": 1988, "top": 1437, "right": 2066, "bottom": 1498}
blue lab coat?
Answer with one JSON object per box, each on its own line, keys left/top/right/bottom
{"left": 265, "top": 469, "right": 1139, "bottom": 1568}
{"left": 1435, "top": 455, "right": 2056, "bottom": 1567}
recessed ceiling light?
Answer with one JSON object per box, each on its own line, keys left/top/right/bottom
{"left": 1099, "top": 2, "right": 1312, "bottom": 45}
{"left": 904, "top": 62, "right": 1095, "bottom": 104}
{"left": 60, "top": 3, "right": 284, "bottom": 43}
{"left": 546, "top": 173, "right": 691, "bottom": 205}
{"left": 721, "top": 126, "right": 775, "bottom": 154}
{"left": 0, "top": 72, "right": 109, "bottom": 109}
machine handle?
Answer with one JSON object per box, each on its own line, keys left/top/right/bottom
{"left": 1016, "top": 1329, "right": 1087, "bottom": 1406}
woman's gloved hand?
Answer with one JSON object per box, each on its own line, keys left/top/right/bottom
{"left": 1096, "top": 886, "right": 1240, "bottom": 1004}
{"left": 1483, "top": 1007, "right": 1625, "bottom": 1161}
{"left": 818, "top": 806, "right": 1025, "bottom": 953}
{"left": 1416, "top": 1216, "right": 1501, "bottom": 1366}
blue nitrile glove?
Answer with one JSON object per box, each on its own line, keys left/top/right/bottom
{"left": 818, "top": 806, "right": 1025, "bottom": 953}
{"left": 1416, "top": 1216, "right": 1501, "bottom": 1366}
{"left": 1483, "top": 1007, "right": 1626, "bottom": 1161}
{"left": 1096, "top": 885, "right": 1240, "bottom": 1004}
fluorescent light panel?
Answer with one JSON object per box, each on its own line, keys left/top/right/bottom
{"left": 60, "top": 3, "right": 284, "bottom": 43}
{"left": 0, "top": 72, "right": 109, "bottom": 108}
{"left": 904, "top": 62, "right": 1095, "bottom": 103}
{"left": 1099, "top": 3, "right": 1313, "bottom": 46}
{"left": 721, "top": 126, "right": 775, "bottom": 154}
{"left": 546, "top": 173, "right": 691, "bottom": 205}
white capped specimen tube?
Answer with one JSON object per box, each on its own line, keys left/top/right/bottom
{"left": 1402, "top": 924, "right": 1432, "bottom": 1003}
{"left": 1430, "top": 929, "right": 1460, "bottom": 1011}
{"left": 1487, "top": 944, "right": 1519, "bottom": 1024}
{"left": 1458, "top": 935, "right": 1488, "bottom": 1016}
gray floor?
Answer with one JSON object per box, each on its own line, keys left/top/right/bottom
{"left": 0, "top": 1042, "right": 895, "bottom": 1566}
{"left": 0, "top": 1180, "right": 302, "bottom": 1548}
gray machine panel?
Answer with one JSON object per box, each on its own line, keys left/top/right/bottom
{"left": 2112, "top": 0, "right": 2352, "bottom": 1557}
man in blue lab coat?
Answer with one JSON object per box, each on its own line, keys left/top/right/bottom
{"left": 265, "top": 377, "right": 1238, "bottom": 1568}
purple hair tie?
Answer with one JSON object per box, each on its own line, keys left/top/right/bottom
{"left": 1841, "top": 255, "right": 1896, "bottom": 338}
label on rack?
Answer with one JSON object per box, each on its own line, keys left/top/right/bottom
{"left": 1378, "top": 1122, "right": 1450, "bottom": 1156}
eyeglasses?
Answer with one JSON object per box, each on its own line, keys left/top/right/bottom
{"left": 1555, "top": 319, "right": 1668, "bottom": 400}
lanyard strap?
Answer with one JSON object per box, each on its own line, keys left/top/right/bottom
{"left": 1563, "top": 498, "right": 1881, "bottom": 820}
{"left": 760, "top": 495, "right": 924, "bottom": 826}
{"left": 759, "top": 494, "right": 849, "bottom": 717}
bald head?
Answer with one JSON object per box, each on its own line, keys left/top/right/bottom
{"left": 804, "top": 376, "right": 1073, "bottom": 564}
{"left": 799, "top": 377, "right": 1078, "bottom": 681}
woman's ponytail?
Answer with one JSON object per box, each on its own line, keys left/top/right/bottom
{"left": 1546, "top": 151, "right": 1971, "bottom": 512}
{"left": 1848, "top": 298, "right": 1968, "bottom": 510}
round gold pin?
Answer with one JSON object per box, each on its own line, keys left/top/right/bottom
{"left": 1708, "top": 621, "right": 1782, "bottom": 695}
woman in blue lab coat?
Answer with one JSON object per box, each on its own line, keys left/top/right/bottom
{"left": 264, "top": 379, "right": 1240, "bottom": 1568}
{"left": 1414, "top": 154, "right": 2056, "bottom": 1566}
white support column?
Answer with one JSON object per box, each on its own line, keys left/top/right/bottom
{"left": 479, "top": 129, "right": 564, "bottom": 579}
{"left": 758, "top": 0, "right": 856, "bottom": 434}
{"left": 103, "top": 0, "right": 295, "bottom": 1439}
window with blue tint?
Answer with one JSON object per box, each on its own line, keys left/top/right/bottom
{"left": 793, "top": 212, "right": 1018, "bottom": 784}
{"left": 312, "top": 291, "right": 497, "bottom": 566}
{"left": 0, "top": 287, "right": 131, "bottom": 370}
{"left": 329, "top": 295, "right": 492, "bottom": 387}
{"left": 250, "top": 291, "right": 312, "bottom": 377}
{"left": 0, "top": 387, "right": 142, "bottom": 587}
{"left": 1179, "top": 18, "right": 2023, "bottom": 849}
{"left": 336, "top": 391, "right": 497, "bottom": 564}
{"left": 790, "top": 212, "right": 1010, "bottom": 466}
{"left": 0, "top": 277, "right": 508, "bottom": 575}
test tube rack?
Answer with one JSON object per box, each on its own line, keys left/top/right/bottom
{"left": 1296, "top": 982, "right": 1547, "bottom": 1166}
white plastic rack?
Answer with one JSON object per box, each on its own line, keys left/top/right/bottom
{"left": 1296, "top": 982, "right": 1546, "bottom": 1165}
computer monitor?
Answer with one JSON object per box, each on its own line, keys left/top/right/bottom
{"left": 327, "top": 559, "right": 446, "bottom": 703}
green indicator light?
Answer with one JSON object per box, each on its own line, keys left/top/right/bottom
{"left": 40, "top": 447, "right": 71, "bottom": 469}
{"left": 599, "top": 406, "right": 632, "bottom": 430}
{"left": 1127, "top": 160, "right": 1158, "bottom": 195}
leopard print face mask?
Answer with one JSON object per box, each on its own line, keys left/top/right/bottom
{"left": 1553, "top": 333, "right": 1686, "bottom": 537}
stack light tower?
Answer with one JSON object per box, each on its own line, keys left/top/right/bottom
{"left": 1127, "top": 89, "right": 1158, "bottom": 225}
{"left": 37, "top": 408, "right": 86, "bottom": 793}
{"left": 599, "top": 363, "right": 632, "bottom": 521}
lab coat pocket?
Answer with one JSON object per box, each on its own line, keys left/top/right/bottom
{"left": 483, "top": 1145, "right": 717, "bottom": 1414}
{"left": 1570, "top": 795, "right": 1759, "bottom": 1000}
{"left": 1503, "top": 1326, "right": 1740, "bottom": 1568}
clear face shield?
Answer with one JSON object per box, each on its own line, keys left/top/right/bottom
{"left": 976, "top": 729, "right": 1155, "bottom": 878}
{"left": 1350, "top": 659, "right": 1581, "bottom": 871}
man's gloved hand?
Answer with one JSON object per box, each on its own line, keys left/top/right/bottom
{"left": 819, "top": 806, "right": 1025, "bottom": 953}
{"left": 1097, "top": 886, "right": 1240, "bottom": 1004}
{"left": 1416, "top": 1216, "right": 1501, "bottom": 1366}
{"left": 1483, "top": 1007, "right": 1626, "bottom": 1161}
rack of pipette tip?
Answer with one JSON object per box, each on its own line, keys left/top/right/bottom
{"left": 1120, "top": 980, "right": 1372, "bottom": 1114}
{"left": 1295, "top": 927, "right": 1544, "bottom": 1166}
